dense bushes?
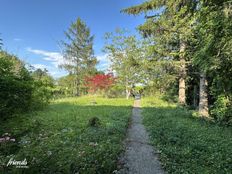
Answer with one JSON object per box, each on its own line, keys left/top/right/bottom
{"left": 30, "top": 69, "right": 54, "bottom": 109}
{"left": 0, "top": 52, "right": 33, "bottom": 118}
{"left": 211, "top": 95, "right": 232, "bottom": 125}
{"left": 0, "top": 52, "right": 53, "bottom": 119}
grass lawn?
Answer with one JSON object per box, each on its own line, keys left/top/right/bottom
{"left": 0, "top": 96, "right": 133, "bottom": 174}
{"left": 142, "top": 96, "right": 232, "bottom": 174}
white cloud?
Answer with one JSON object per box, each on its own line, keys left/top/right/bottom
{"left": 32, "top": 63, "right": 49, "bottom": 70}
{"left": 27, "top": 48, "right": 64, "bottom": 67}
{"left": 14, "top": 38, "right": 23, "bottom": 42}
{"left": 96, "top": 54, "right": 108, "bottom": 62}
{"left": 96, "top": 54, "right": 111, "bottom": 71}
{"left": 28, "top": 48, "right": 112, "bottom": 76}
{"left": 31, "top": 63, "right": 67, "bottom": 78}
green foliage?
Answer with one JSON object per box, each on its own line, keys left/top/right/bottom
{"left": 30, "top": 68, "right": 54, "bottom": 109}
{"left": 142, "top": 97, "right": 232, "bottom": 173}
{"left": 123, "top": 0, "right": 197, "bottom": 105}
{"left": 211, "top": 95, "right": 232, "bottom": 125}
{"left": 0, "top": 52, "right": 33, "bottom": 118}
{"left": 60, "top": 17, "right": 97, "bottom": 96}
{"left": 104, "top": 84, "right": 125, "bottom": 98}
{"left": 104, "top": 29, "right": 148, "bottom": 98}
{"left": 123, "top": 0, "right": 197, "bottom": 59}
{"left": 124, "top": 0, "right": 232, "bottom": 122}
{"left": 0, "top": 97, "right": 133, "bottom": 173}
{"left": 0, "top": 52, "right": 53, "bottom": 119}
{"left": 54, "top": 74, "right": 76, "bottom": 98}
{"left": 191, "top": 0, "right": 232, "bottom": 122}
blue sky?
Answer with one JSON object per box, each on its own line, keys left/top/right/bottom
{"left": 0, "top": 0, "right": 145, "bottom": 78}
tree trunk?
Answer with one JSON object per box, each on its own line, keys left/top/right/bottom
{"left": 74, "top": 77, "right": 80, "bottom": 96}
{"left": 178, "top": 40, "right": 186, "bottom": 105}
{"left": 126, "top": 87, "right": 131, "bottom": 99}
{"left": 199, "top": 72, "right": 209, "bottom": 117}
{"left": 193, "top": 85, "right": 198, "bottom": 108}
{"left": 73, "top": 80, "right": 77, "bottom": 96}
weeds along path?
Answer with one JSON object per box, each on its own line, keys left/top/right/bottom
{"left": 117, "top": 99, "right": 165, "bottom": 174}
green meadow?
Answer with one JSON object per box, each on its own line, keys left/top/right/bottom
{"left": 0, "top": 97, "right": 133, "bottom": 173}
{"left": 1, "top": 96, "right": 232, "bottom": 173}
{"left": 142, "top": 97, "right": 232, "bottom": 174}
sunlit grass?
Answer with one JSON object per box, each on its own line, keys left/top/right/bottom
{"left": 0, "top": 96, "right": 133, "bottom": 174}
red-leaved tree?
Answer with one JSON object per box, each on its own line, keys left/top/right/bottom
{"left": 85, "top": 73, "right": 115, "bottom": 94}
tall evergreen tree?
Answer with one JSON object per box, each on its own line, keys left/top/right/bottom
{"left": 193, "top": 0, "right": 232, "bottom": 118}
{"left": 60, "top": 18, "right": 97, "bottom": 96}
{"left": 124, "top": 0, "right": 232, "bottom": 119}
{"left": 123, "top": 0, "right": 198, "bottom": 105}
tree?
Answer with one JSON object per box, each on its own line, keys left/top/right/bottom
{"left": 104, "top": 29, "right": 146, "bottom": 99}
{"left": 193, "top": 0, "right": 232, "bottom": 118}
{"left": 60, "top": 17, "right": 97, "bottom": 96}
{"left": 124, "top": 0, "right": 232, "bottom": 121}
{"left": 123, "top": 0, "right": 198, "bottom": 105}
{"left": 30, "top": 68, "right": 54, "bottom": 108}
{"left": 55, "top": 74, "right": 76, "bottom": 97}
{"left": 85, "top": 73, "right": 115, "bottom": 94}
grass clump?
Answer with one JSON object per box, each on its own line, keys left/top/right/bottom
{"left": 142, "top": 96, "right": 232, "bottom": 174}
{"left": 88, "top": 117, "right": 101, "bottom": 127}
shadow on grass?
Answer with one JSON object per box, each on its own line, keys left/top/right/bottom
{"left": 0, "top": 102, "right": 132, "bottom": 174}
{"left": 142, "top": 105, "right": 232, "bottom": 174}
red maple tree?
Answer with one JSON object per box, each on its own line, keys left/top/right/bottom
{"left": 85, "top": 73, "right": 115, "bottom": 93}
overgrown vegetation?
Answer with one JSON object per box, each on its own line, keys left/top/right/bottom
{"left": 124, "top": 0, "right": 232, "bottom": 123}
{"left": 142, "top": 97, "right": 232, "bottom": 174}
{"left": 0, "top": 52, "right": 53, "bottom": 119}
{"left": 0, "top": 97, "right": 133, "bottom": 173}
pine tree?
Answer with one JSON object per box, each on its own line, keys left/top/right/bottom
{"left": 60, "top": 18, "right": 97, "bottom": 96}
{"left": 123, "top": 0, "right": 198, "bottom": 105}
{"left": 193, "top": 0, "right": 232, "bottom": 117}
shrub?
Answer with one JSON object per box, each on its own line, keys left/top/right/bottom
{"left": 0, "top": 52, "right": 53, "bottom": 119}
{"left": 0, "top": 52, "right": 33, "bottom": 118}
{"left": 30, "top": 68, "right": 54, "bottom": 109}
{"left": 104, "top": 84, "right": 125, "bottom": 98}
{"left": 211, "top": 95, "right": 232, "bottom": 125}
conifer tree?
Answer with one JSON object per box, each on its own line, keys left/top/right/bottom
{"left": 193, "top": 0, "right": 232, "bottom": 117}
{"left": 60, "top": 18, "right": 97, "bottom": 96}
{"left": 123, "top": 0, "right": 198, "bottom": 105}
